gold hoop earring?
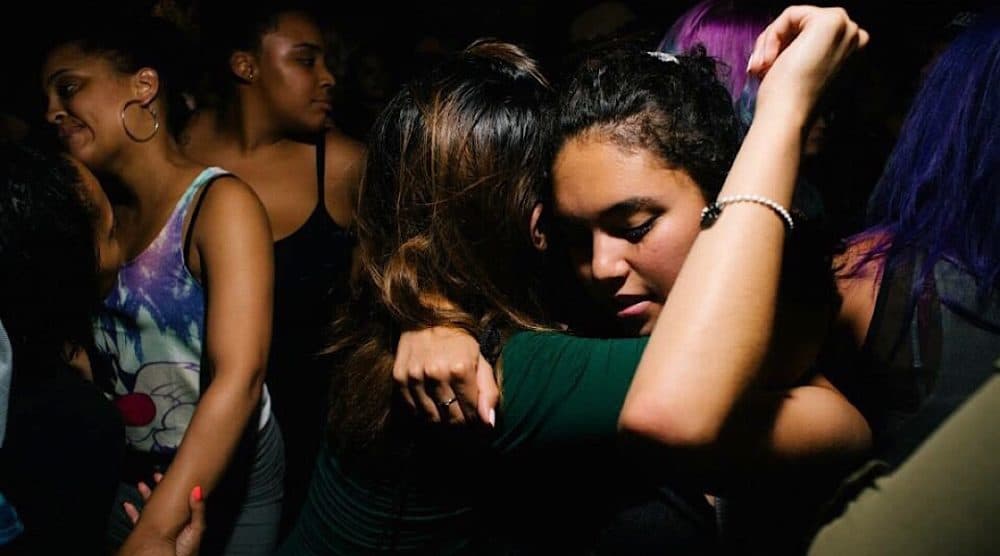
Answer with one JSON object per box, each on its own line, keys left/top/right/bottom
{"left": 120, "top": 99, "right": 159, "bottom": 142}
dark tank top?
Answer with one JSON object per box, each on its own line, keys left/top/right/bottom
{"left": 269, "top": 135, "right": 354, "bottom": 373}
{"left": 267, "top": 134, "right": 355, "bottom": 536}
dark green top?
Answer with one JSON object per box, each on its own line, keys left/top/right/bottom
{"left": 278, "top": 331, "right": 650, "bottom": 555}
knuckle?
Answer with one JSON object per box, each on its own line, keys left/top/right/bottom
{"left": 426, "top": 364, "right": 444, "bottom": 380}
{"left": 449, "top": 361, "right": 471, "bottom": 377}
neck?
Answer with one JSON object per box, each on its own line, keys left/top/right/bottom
{"left": 215, "top": 89, "right": 289, "bottom": 151}
{"left": 107, "top": 134, "right": 196, "bottom": 211}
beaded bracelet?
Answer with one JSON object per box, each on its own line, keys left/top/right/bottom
{"left": 700, "top": 194, "right": 795, "bottom": 230}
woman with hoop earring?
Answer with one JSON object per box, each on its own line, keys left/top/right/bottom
{"left": 42, "top": 14, "right": 283, "bottom": 556}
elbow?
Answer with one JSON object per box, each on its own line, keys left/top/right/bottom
{"left": 212, "top": 361, "right": 266, "bottom": 408}
{"left": 618, "top": 394, "right": 726, "bottom": 451}
{"left": 246, "top": 365, "right": 266, "bottom": 404}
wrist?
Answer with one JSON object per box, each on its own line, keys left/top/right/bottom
{"left": 753, "top": 84, "right": 815, "bottom": 132}
{"left": 743, "top": 112, "right": 806, "bottom": 161}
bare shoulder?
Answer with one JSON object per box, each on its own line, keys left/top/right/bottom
{"left": 202, "top": 175, "right": 264, "bottom": 208}
{"left": 833, "top": 232, "right": 888, "bottom": 348}
{"left": 185, "top": 174, "right": 272, "bottom": 279}
{"left": 324, "top": 129, "right": 366, "bottom": 171}
{"left": 323, "top": 129, "right": 365, "bottom": 225}
{"left": 194, "top": 175, "right": 270, "bottom": 233}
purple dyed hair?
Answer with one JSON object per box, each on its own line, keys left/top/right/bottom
{"left": 657, "top": 0, "right": 773, "bottom": 102}
{"left": 854, "top": 10, "right": 1000, "bottom": 294}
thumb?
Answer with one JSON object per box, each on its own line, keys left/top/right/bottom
{"left": 476, "top": 355, "right": 499, "bottom": 427}
{"left": 188, "top": 485, "right": 206, "bottom": 534}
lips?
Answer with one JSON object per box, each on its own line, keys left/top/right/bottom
{"left": 56, "top": 119, "right": 86, "bottom": 142}
{"left": 58, "top": 125, "right": 82, "bottom": 138}
{"left": 615, "top": 295, "right": 652, "bottom": 318}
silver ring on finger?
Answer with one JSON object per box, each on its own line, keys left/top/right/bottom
{"left": 437, "top": 397, "right": 458, "bottom": 408}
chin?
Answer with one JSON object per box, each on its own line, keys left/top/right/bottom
{"left": 62, "top": 135, "right": 88, "bottom": 159}
{"left": 607, "top": 316, "right": 653, "bottom": 338}
{"left": 294, "top": 120, "right": 326, "bottom": 137}
{"left": 636, "top": 306, "right": 662, "bottom": 336}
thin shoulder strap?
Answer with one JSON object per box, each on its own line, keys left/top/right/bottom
{"left": 316, "top": 133, "right": 326, "bottom": 203}
{"left": 183, "top": 174, "right": 227, "bottom": 263}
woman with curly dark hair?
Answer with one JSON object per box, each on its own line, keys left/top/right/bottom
{"left": 0, "top": 142, "right": 206, "bottom": 556}
{"left": 0, "top": 143, "right": 123, "bottom": 554}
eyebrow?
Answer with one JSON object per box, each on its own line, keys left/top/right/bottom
{"left": 291, "top": 42, "right": 323, "bottom": 52}
{"left": 600, "top": 197, "right": 660, "bottom": 219}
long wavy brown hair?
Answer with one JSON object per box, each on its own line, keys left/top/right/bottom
{"left": 326, "top": 40, "right": 552, "bottom": 456}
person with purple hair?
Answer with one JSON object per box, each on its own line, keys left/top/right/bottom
{"left": 806, "top": 9, "right": 1000, "bottom": 555}
{"left": 657, "top": 0, "right": 830, "bottom": 225}
{"left": 658, "top": 0, "right": 772, "bottom": 118}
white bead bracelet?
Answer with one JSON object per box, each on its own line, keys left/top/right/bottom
{"left": 700, "top": 194, "right": 794, "bottom": 230}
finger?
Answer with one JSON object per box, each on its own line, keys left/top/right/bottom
{"left": 153, "top": 472, "right": 164, "bottom": 484}
{"left": 187, "top": 485, "right": 207, "bottom": 540}
{"left": 398, "top": 384, "right": 417, "bottom": 413}
{"left": 430, "top": 378, "right": 466, "bottom": 425}
{"left": 761, "top": 4, "right": 820, "bottom": 60}
{"left": 448, "top": 358, "right": 481, "bottom": 425}
{"left": 393, "top": 341, "right": 418, "bottom": 412}
{"left": 836, "top": 21, "right": 864, "bottom": 68}
{"left": 762, "top": 28, "right": 782, "bottom": 70}
{"left": 749, "top": 27, "right": 768, "bottom": 74}
{"left": 858, "top": 28, "right": 870, "bottom": 49}
{"left": 189, "top": 485, "right": 205, "bottom": 519}
{"left": 763, "top": 11, "right": 805, "bottom": 70}
{"left": 137, "top": 481, "right": 152, "bottom": 501}
{"left": 123, "top": 501, "right": 140, "bottom": 525}
{"left": 475, "top": 355, "right": 499, "bottom": 426}
{"left": 395, "top": 358, "right": 419, "bottom": 413}
{"left": 410, "top": 373, "right": 442, "bottom": 422}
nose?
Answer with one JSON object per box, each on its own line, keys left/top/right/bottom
{"left": 318, "top": 60, "right": 335, "bottom": 90}
{"left": 590, "top": 232, "right": 629, "bottom": 283}
{"left": 45, "top": 95, "right": 66, "bottom": 125}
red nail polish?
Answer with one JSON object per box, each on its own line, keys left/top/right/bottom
{"left": 193, "top": 486, "right": 203, "bottom": 501}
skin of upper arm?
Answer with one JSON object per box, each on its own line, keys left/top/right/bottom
{"left": 192, "top": 176, "right": 274, "bottom": 387}
{"left": 324, "top": 131, "right": 365, "bottom": 228}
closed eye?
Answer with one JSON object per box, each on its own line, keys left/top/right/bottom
{"left": 618, "top": 216, "right": 657, "bottom": 243}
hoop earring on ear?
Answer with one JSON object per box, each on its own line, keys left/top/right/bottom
{"left": 120, "top": 99, "right": 159, "bottom": 142}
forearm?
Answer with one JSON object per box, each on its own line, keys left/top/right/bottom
{"left": 131, "top": 371, "right": 263, "bottom": 536}
{"left": 620, "top": 115, "right": 806, "bottom": 445}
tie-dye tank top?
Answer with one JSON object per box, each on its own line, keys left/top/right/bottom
{"left": 92, "top": 167, "right": 271, "bottom": 455}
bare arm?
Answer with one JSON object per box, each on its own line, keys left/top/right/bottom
{"left": 619, "top": 7, "right": 871, "bottom": 475}
{"left": 123, "top": 177, "right": 273, "bottom": 540}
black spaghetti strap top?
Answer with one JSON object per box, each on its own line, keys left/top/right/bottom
{"left": 270, "top": 134, "right": 355, "bottom": 367}
{"left": 268, "top": 134, "right": 356, "bottom": 535}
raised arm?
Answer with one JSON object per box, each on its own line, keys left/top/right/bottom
{"left": 619, "top": 6, "right": 870, "bottom": 477}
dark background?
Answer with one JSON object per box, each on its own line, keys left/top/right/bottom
{"left": 3, "top": 0, "right": 988, "bottom": 132}
{"left": 2, "top": 0, "right": 991, "bottom": 236}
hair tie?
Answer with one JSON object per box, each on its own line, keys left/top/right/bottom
{"left": 646, "top": 51, "right": 679, "bottom": 64}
